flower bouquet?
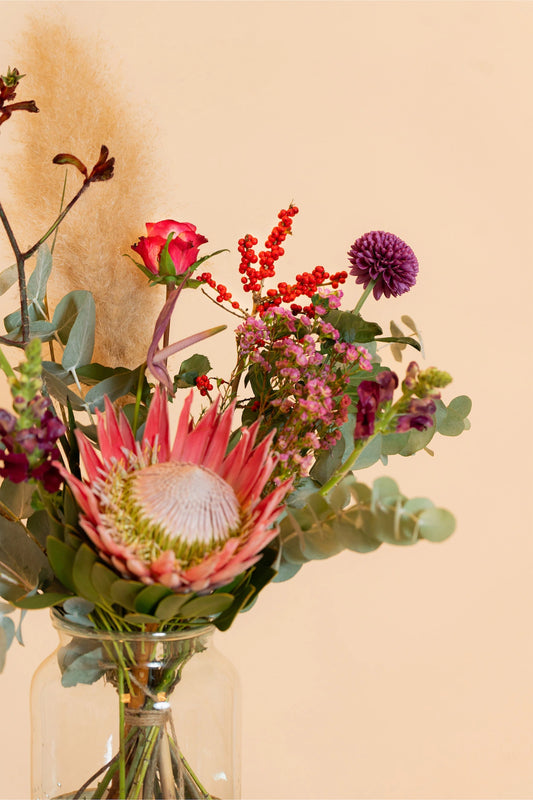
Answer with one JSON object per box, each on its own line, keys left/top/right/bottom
{"left": 0, "top": 69, "right": 471, "bottom": 799}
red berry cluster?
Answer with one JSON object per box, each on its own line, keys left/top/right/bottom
{"left": 195, "top": 374, "right": 213, "bottom": 396}
{"left": 238, "top": 206, "right": 299, "bottom": 295}
{"left": 256, "top": 266, "right": 348, "bottom": 316}
{"left": 197, "top": 272, "right": 241, "bottom": 310}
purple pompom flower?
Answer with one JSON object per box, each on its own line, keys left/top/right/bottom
{"left": 348, "top": 231, "right": 419, "bottom": 300}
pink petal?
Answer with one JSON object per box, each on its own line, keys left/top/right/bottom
{"left": 179, "top": 397, "right": 221, "bottom": 465}
{"left": 146, "top": 220, "right": 197, "bottom": 239}
{"left": 74, "top": 432, "right": 103, "bottom": 483}
{"left": 200, "top": 402, "right": 235, "bottom": 472}
{"left": 143, "top": 387, "right": 170, "bottom": 459}
{"left": 170, "top": 392, "right": 194, "bottom": 460}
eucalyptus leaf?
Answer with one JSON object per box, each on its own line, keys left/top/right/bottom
{"left": 337, "top": 511, "right": 382, "bottom": 553}
{"left": 76, "top": 363, "right": 118, "bottom": 384}
{"left": 286, "top": 477, "right": 322, "bottom": 509}
{"left": 371, "top": 477, "right": 403, "bottom": 511}
{"left": 0, "top": 518, "right": 51, "bottom": 599}
{"left": 58, "top": 638, "right": 105, "bottom": 687}
{"left": 390, "top": 320, "right": 404, "bottom": 338}
{"left": 124, "top": 612, "right": 160, "bottom": 625}
{"left": 399, "top": 497, "right": 434, "bottom": 540}
{"left": 154, "top": 593, "right": 190, "bottom": 621}
{"left": 63, "top": 597, "right": 95, "bottom": 617}
{"left": 399, "top": 424, "right": 436, "bottom": 456}
{"left": 134, "top": 584, "right": 173, "bottom": 615}
{"left": 46, "top": 536, "right": 77, "bottom": 593}
{"left": 41, "top": 360, "right": 74, "bottom": 384}
{"left": 0, "top": 264, "right": 18, "bottom": 296}
{"left": 352, "top": 434, "right": 383, "bottom": 470}
{"left": 178, "top": 593, "right": 234, "bottom": 619}
{"left": 417, "top": 507, "right": 456, "bottom": 542}
{"left": 42, "top": 366, "right": 88, "bottom": 411}
{"left": 27, "top": 245, "right": 53, "bottom": 307}
{"left": 26, "top": 509, "right": 53, "bottom": 548}
{"left": 380, "top": 431, "right": 410, "bottom": 457}
{"left": 91, "top": 563, "right": 119, "bottom": 606}
{"left": 0, "top": 615, "right": 15, "bottom": 671}
{"left": 110, "top": 580, "right": 146, "bottom": 612}
{"left": 0, "top": 478, "right": 36, "bottom": 520}
{"left": 14, "top": 608, "right": 26, "bottom": 645}
{"left": 15, "top": 591, "right": 71, "bottom": 609}
{"left": 3, "top": 316, "right": 56, "bottom": 343}
{"left": 435, "top": 396, "right": 472, "bottom": 437}
{"left": 85, "top": 367, "right": 142, "bottom": 411}
{"left": 309, "top": 438, "right": 345, "bottom": 485}
{"left": 279, "top": 474, "right": 455, "bottom": 568}
{"left": 59, "top": 291, "right": 96, "bottom": 371}
{"left": 272, "top": 558, "right": 303, "bottom": 582}
{"left": 72, "top": 545, "right": 99, "bottom": 603}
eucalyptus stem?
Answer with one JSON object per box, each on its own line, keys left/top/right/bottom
{"left": 352, "top": 280, "right": 375, "bottom": 315}
{"left": 319, "top": 439, "right": 367, "bottom": 496}
{"left": 319, "top": 402, "right": 399, "bottom": 496}
{"left": 0, "top": 202, "right": 29, "bottom": 341}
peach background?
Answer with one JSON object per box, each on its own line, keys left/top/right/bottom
{"left": 1, "top": 1, "right": 532, "bottom": 798}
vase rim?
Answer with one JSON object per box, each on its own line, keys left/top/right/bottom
{"left": 49, "top": 608, "right": 215, "bottom": 642}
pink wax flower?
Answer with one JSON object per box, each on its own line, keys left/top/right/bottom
{"left": 132, "top": 220, "right": 208, "bottom": 277}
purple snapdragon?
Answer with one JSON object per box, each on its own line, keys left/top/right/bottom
{"left": 0, "top": 339, "right": 66, "bottom": 493}
{"left": 0, "top": 394, "right": 65, "bottom": 492}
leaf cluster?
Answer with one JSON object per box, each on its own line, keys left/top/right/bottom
{"left": 0, "top": 479, "right": 280, "bottom": 641}
{"left": 275, "top": 474, "right": 456, "bottom": 581}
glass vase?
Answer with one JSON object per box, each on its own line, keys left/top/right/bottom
{"left": 30, "top": 610, "right": 241, "bottom": 800}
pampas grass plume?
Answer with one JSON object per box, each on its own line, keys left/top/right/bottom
{"left": 6, "top": 17, "right": 164, "bottom": 367}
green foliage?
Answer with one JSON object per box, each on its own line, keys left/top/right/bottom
{"left": 84, "top": 366, "right": 148, "bottom": 412}
{"left": 274, "top": 474, "right": 456, "bottom": 580}
{"left": 0, "top": 478, "right": 35, "bottom": 520}
{"left": 54, "top": 290, "right": 96, "bottom": 371}
{"left": 0, "top": 264, "right": 17, "bottom": 296}
{"left": 435, "top": 395, "right": 472, "bottom": 436}
{"left": 57, "top": 636, "right": 105, "bottom": 688}
{"left": 325, "top": 310, "right": 383, "bottom": 343}
{"left": 0, "top": 613, "right": 15, "bottom": 671}
{"left": 388, "top": 315, "right": 424, "bottom": 362}
{"left": 174, "top": 354, "right": 211, "bottom": 389}
{"left": 0, "top": 517, "right": 53, "bottom": 602}
{"left": 3, "top": 246, "right": 53, "bottom": 338}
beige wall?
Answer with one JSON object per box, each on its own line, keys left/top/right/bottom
{"left": 1, "top": 1, "right": 532, "bottom": 797}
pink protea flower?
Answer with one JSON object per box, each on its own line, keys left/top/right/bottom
{"left": 57, "top": 390, "right": 291, "bottom": 594}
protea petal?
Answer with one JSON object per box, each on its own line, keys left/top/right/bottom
{"left": 59, "top": 392, "right": 292, "bottom": 598}
{"left": 75, "top": 431, "right": 104, "bottom": 483}
{"left": 170, "top": 391, "right": 194, "bottom": 461}
{"left": 144, "top": 386, "right": 170, "bottom": 460}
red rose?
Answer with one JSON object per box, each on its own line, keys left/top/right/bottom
{"left": 132, "top": 220, "right": 208, "bottom": 277}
